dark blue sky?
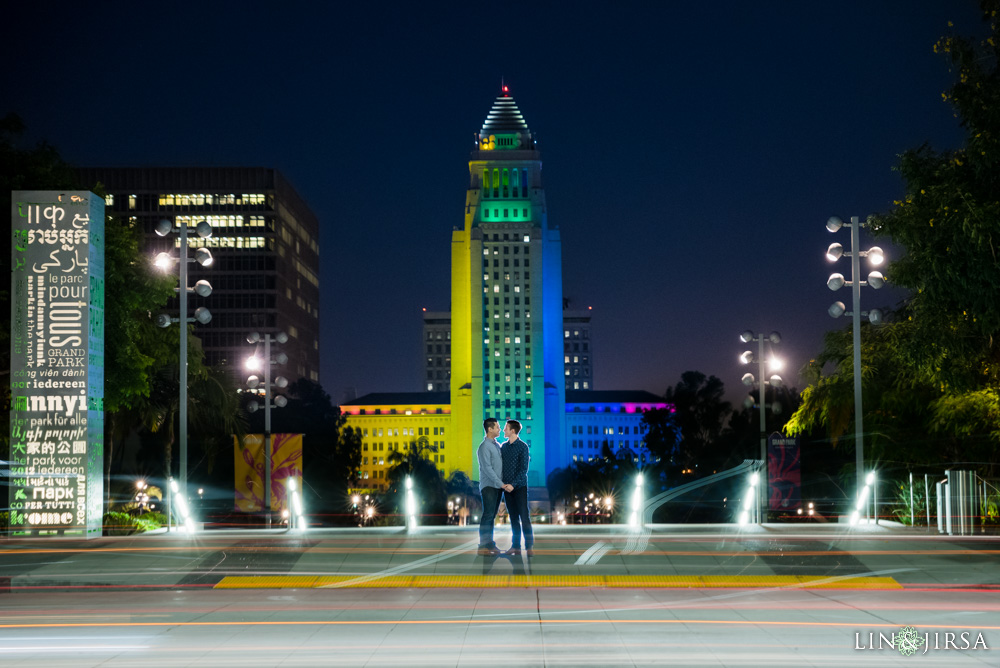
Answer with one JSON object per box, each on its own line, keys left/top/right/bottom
{"left": 4, "top": 1, "right": 984, "bottom": 403}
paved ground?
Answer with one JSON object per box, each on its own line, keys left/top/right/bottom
{"left": 1, "top": 524, "right": 998, "bottom": 666}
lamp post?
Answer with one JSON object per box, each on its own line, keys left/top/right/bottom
{"left": 245, "top": 331, "right": 289, "bottom": 529}
{"left": 825, "top": 215, "right": 886, "bottom": 499}
{"left": 153, "top": 218, "right": 213, "bottom": 528}
{"left": 738, "top": 330, "right": 783, "bottom": 524}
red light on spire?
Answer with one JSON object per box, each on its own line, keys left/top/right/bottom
{"left": 503, "top": 85, "right": 509, "bottom": 93}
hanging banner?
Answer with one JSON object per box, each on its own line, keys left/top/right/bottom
{"left": 9, "top": 191, "right": 105, "bottom": 537}
{"left": 233, "top": 433, "right": 303, "bottom": 512}
{"left": 767, "top": 434, "right": 801, "bottom": 512}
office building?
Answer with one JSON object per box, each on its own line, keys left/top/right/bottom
{"left": 422, "top": 310, "right": 451, "bottom": 392}
{"left": 563, "top": 308, "right": 594, "bottom": 390}
{"left": 75, "top": 167, "right": 320, "bottom": 386}
{"left": 340, "top": 392, "right": 453, "bottom": 493}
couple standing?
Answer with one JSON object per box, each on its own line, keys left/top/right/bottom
{"left": 477, "top": 418, "right": 533, "bottom": 557}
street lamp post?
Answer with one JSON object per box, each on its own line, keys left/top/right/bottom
{"left": 153, "top": 218, "right": 214, "bottom": 528}
{"left": 246, "top": 332, "right": 289, "bottom": 529}
{"left": 825, "top": 215, "right": 886, "bottom": 499}
{"left": 738, "top": 330, "right": 783, "bottom": 524}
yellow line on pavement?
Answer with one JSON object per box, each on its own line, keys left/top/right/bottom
{"left": 214, "top": 574, "right": 902, "bottom": 590}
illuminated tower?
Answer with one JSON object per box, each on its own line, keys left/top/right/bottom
{"left": 452, "top": 87, "right": 566, "bottom": 486}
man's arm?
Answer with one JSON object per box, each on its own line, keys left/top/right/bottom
{"left": 477, "top": 442, "right": 504, "bottom": 489}
{"left": 517, "top": 442, "right": 530, "bottom": 481}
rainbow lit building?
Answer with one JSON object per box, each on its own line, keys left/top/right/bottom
{"left": 450, "top": 87, "right": 565, "bottom": 488}
{"left": 343, "top": 89, "right": 670, "bottom": 494}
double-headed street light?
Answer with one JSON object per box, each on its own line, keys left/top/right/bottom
{"left": 738, "top": 330, "right": 783, "bottom": 524}
{"left": 245, "top": 331, "right": 289, "bottom": 528}
{"left": 825, "top": 215, "right": 887, "bottom": 499}
{"left": 153, "top": 218, "right": 214, "bottom": 528}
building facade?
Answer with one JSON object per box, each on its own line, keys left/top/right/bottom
{"left": 75, "top": 167, "right": 320, "bottom": 386}
{"left": 422, "top": 310, "right": 451, "bottom": 392}
{"left": 564, "top": 391, "right": 669, "bottom": 466}
{"left": 423, "top": 306, "right": 591, "bottom": 393}
{"left": 563, "top": 309, "right": 594, "bottom": 390}
{"left": 450, "top": 90, "right": 565, "bottom": 486}
{"left": 340, "top": 392, "right": 453, "bottom": 493}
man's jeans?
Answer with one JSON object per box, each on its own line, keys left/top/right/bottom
{"left": 479, "top": 486, "right": 503, "bottom": 547}
{"left": 504, "top": 486, "right": 533, "bottom": 549}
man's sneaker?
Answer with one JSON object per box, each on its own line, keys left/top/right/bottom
{"left": 505, "top": 547, "right": 521, "bottom": 556}
{"left": 477, "top": 545, "right": 500, "bottom": 556}
{"left": 525, "top": 548, "right": 535, "bottom": 558}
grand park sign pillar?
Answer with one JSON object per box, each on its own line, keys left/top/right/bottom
{"left": 8, "top": 191, "right": 104, "bottom": 537}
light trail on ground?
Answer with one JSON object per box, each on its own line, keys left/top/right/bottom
{"left": 2, "top": 618, "right": 1000, "bottom": 630}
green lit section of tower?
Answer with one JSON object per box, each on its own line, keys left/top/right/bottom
{"left": 452, "top": 87, "right": 566, "bottom": 486}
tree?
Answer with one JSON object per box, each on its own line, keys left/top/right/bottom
{"left": 790, "top": 3, "right": 1000, "bottom": 476}
{"left": 664, "top": 371, "right": 733, "bottom": 474}
{"left": 99, "top": 211, "right": 178, "bottom": 497}
{"left": 0, "top": 114, "right": 78, "bottom": 460}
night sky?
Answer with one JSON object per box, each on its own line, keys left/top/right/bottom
{"left": 3, "top": 2, "right": 985, "bottom": 404}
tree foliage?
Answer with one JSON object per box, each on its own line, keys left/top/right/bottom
{"left": 789, "top": 3, "right": 1000, "bottom": 475}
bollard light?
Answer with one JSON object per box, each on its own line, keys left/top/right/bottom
{"left": 405, "top": 475, "right": 418, "bottom": 532}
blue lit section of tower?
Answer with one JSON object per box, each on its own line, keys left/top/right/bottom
{"left": 452, "top": 86, "right": 566, "bottom": 485}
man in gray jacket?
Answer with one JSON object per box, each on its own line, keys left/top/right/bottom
{"left": 477, "top": 417, "right": 511, "bottom": 556}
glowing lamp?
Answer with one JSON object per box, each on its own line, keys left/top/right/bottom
{"left": 825, "top": 242, "right": 844, "bottom": 262}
